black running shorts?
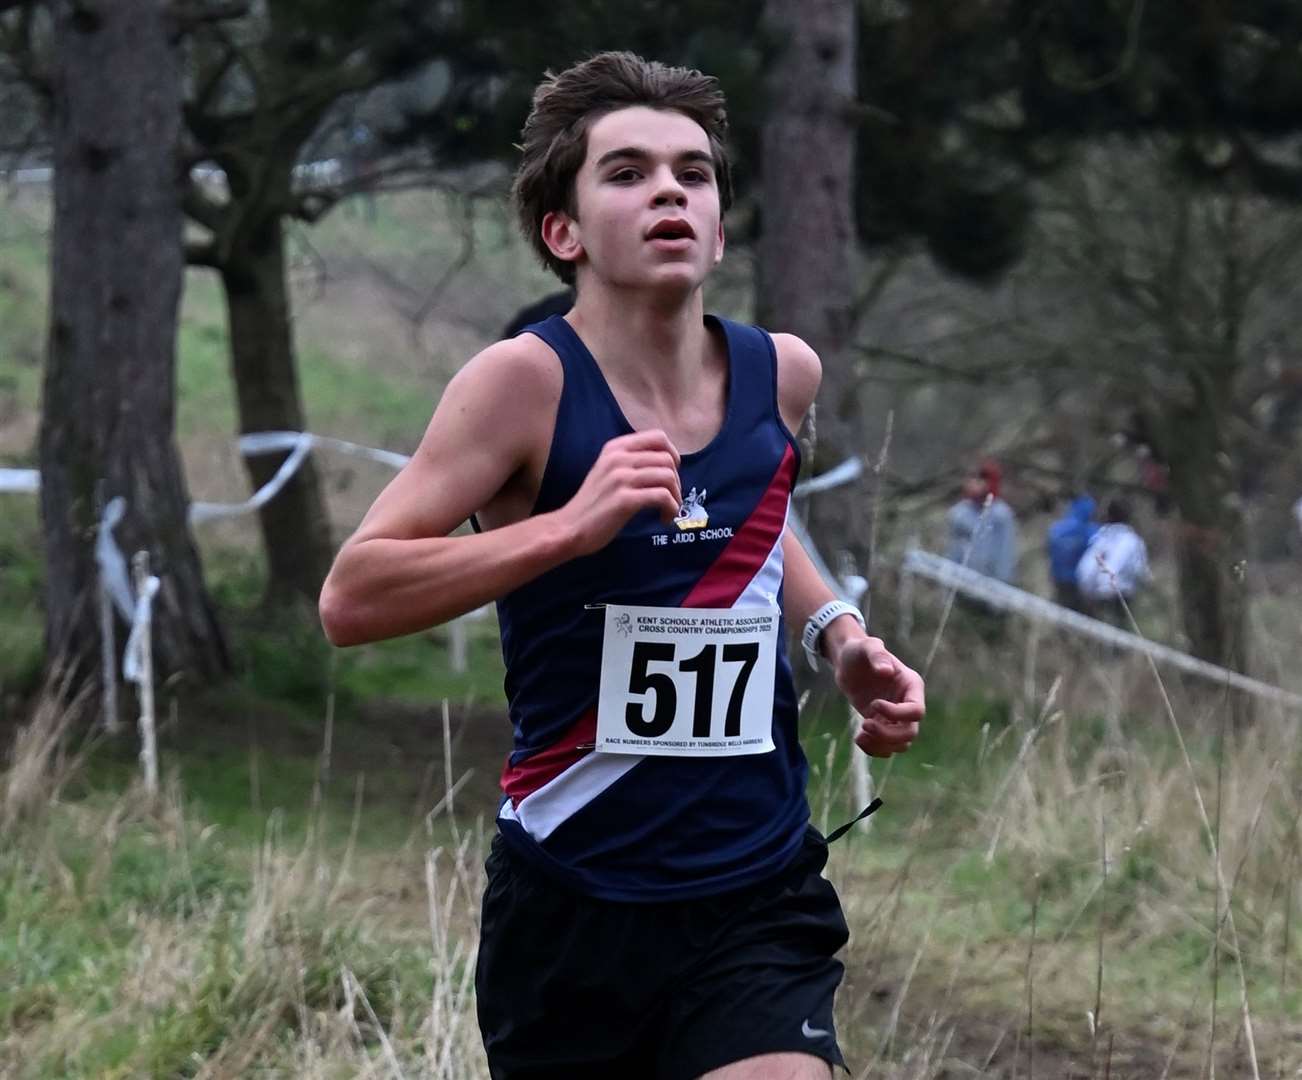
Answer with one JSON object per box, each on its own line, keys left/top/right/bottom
{"left": 475, "top": 828, "right": 850, "bottom": 1080}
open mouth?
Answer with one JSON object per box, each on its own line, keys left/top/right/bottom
{"left": 646, "top": 219, "right": 696, "bottom": 242}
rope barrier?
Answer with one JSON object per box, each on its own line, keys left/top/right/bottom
{"left": 901, "top": 549, "right": 1302, "bottom": 711}
{"left": 7, "top": 437, "right": 1297, "bottom": 719}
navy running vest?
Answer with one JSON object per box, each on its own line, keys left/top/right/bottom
{"left": 493, "top": 314, "right": 810, "bottom": 901}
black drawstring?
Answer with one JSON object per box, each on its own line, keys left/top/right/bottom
{"left": 824, "top": 797, "right": 883, "bottom": 843}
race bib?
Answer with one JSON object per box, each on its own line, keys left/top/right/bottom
{"left": 596, "top": 604, "right": 779, "bottom": 757}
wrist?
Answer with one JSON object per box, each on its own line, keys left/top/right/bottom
{"left": 820, "top": 613, "right": 867, "bottom": 665}
{"left": 536, "top": 508, "right": 584, "bottom": 562}
{"left": 800, "top": 600, "right": 866, "bottom": 671}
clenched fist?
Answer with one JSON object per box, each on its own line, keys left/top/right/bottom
{"left": 557, "top": 430, "right": 683, "bottom": 557}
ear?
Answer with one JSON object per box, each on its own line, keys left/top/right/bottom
{"left": 541, "top": 210, "right": 584, "bottom": 270}
{"left": 712, "top": 217, "right": 725, "bottom": 267}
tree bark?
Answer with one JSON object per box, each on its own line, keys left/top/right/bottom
{"left": 219, "top": 214, "right": 334, "bottom": 606}
{"left": 756, "top": 0, "right": 864, "bottom": 562}
{"left": 41, "top": 0, "right": 230, "bottom": 685}
{"left": 1162, "top": 395, "right": 1250, "bottom": 677}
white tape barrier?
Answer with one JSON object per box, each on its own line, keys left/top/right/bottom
{"left": 93, "top": 497, "right": 155, "bottom": 687}
{"left": 6, "top": 167, "right": 51, "bottom": 185}
{"left": 13, "top": 436, "right": 1296, "bottom": 711}
{"left": 122, "top": 572, "right": 160, "bottom": 686}
{"left": 5, "top": 437, "right": 843, "bottom": 515}
{"left": 238, "top": 429, "right": 412, "bottom": 470}
{"left": 0, "top": 468, "right": 38, "bottom": 493}
{"left": 90, "top": 431, "right": 468, "bottom": 687}
{"left": 95, "top": 497, "right": 135, "bottom": 623}
{"left": 190, "top": 433, "right": 316, "bottom": 523}
{"left": 192, "top": 431, "right": 408, "bottom": 523}
{"left": 902, "top": 549, "right": 1302, "bottom": 711}
{"left": 793, "top": 456, "right": 863, "bottom": 498}
{"left": 7, "top": 160, "right": 345, "bottom": 190}
{"left": 0, "top": 432, "right": 414, "bottom": 519}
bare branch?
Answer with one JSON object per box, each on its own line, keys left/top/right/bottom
{"left": 0, "top": 2, "right": 51, "bottom": 99}
{"left": 182, "top": 177, "right": 226, "bottom": 232}
{"left": 200, "top": 18, "right": 265, "bottom": 113}
{"left": 410, "top": 192, "right": 477, "bottom": 343}
{"left": 284, "top": 220, "right": 330, "bottom": 306}
{"left": 287, "top": 155, "right": 505, "bottom": 224}
{"left": 1233, "top": 134, "right": 1302, "bottom": 206}
{"left": 0, "top": 107, "right": 48, "bottom": 171}
{"left": 184, "top": 238, "right": 221, "bottom": 268}
{"left": 191, "top": 38, "right": 238, "bottom": 118}
{"left": 849, "top": 250, "right": 905, "bottom": 336}
{"left": 169, "top": 0, "right": 249, "bottom": 31}
{"left": 289, "top": 190, "right": 337, "bottom": 224}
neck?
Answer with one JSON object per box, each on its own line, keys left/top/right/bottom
{"left": 565, "top": 283, "right": 710, "bottom": 398}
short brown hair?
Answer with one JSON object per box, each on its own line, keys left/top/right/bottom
{"left": 512, "top": 51, "right": 734, "bottom": 285}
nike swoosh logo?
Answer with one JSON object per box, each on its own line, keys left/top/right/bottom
{"left": 801, "top": 1019, "right": 831, "bottom": 1040}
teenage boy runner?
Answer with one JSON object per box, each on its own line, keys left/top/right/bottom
{"left": 320, "top": 51, "right": 925, "bottom": 1080}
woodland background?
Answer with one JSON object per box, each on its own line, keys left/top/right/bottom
{"left": 3, "top": 2, "right": 1302, "bottom": 1076}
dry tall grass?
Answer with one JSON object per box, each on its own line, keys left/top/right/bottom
{"left": 826, "top": 603, "right": 1302, "bottom": 1080}
{"left": 0, "top": 681, "right": 489, "bottom": 1078}
{"left": 4, "top": 621, "right": 1302, "bottom": 1078}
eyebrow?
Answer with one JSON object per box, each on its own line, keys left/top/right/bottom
{"left": 594, "top": 146, "right": 715, "bottom": 170}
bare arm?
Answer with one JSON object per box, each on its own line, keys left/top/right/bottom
{"left": 773, "top": 333, "right": 924, "bottom": 757}
{"left": 319, "top": 337, "right": 682, "bottom": 647}
{"left": 771, "top": 331, "right": 849, "bottom": 639}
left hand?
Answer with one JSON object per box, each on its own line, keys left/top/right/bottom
{"left": 830, "top": 635, "right": 925, "bottom": 758}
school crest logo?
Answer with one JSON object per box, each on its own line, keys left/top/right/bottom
{"left": 674, "top": 487, "right": 709, "bottom": 530}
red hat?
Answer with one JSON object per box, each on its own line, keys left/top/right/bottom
{"left": 977, "top": 459, "right": 1002, "bottom": 498}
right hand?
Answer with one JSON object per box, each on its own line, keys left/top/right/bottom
{"left": 557, "top": 430, "right": 682, "bottom": 557}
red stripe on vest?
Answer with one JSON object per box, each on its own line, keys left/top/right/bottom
{"left": 681, "top": 444, "right": 796, "bottom": 609}
{"left": 500, "top": 708, "right": 597, "bottom": 807}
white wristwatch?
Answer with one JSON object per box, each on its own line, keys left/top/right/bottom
{"left": 801, "top": 600, "right": 866, "bottom": 671}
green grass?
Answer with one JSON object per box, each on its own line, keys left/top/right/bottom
{"left": 175, "top": 276, "right": 237, "bottom": 437}
{"left": 305, "top": 188, "right": 558, "bottom": 306}
{"left": 0, "top": 793, "right": 444, "bottom": 1078}
{"left": 0, "top": 498, "right": 45, "bottom": 698}
{"left": 72, "top": 617, "right": 507, "bottom": 852}
{"left": 0, "top": 193, "right": 49, "bottom": 425}
{"left": 297, "top": 342, "right": 437, "bottom": 444}
{"left": 332, "top": 622, "right": 506, "bottom": 705}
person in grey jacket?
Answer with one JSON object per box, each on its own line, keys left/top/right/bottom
{"left": 945, "top": 459, "right": 1018, "bottom": 584}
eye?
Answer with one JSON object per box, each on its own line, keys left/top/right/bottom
{"left": 680, "top": 168, "right": 710, "bottom": 184}
{"left": 609, "top": 167, "right": 641, "bottom": 183}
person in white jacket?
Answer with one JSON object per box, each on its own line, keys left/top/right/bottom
{"left": 1076, "top": 498, "right": 1151, "bottom": 624}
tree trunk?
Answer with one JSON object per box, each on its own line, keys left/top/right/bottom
{"left": 1162, "top": 395, "right": 1250, "bottom": 677}
{"left": 41, "top": 0, "right": 230, "bottom": 686}
{"left": 756, "top": 0, "right": 863, "bottom": 562}
{"left": 220, "top": 215, "right": 335, "bottom": 606}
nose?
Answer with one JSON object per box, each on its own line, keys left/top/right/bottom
{"left": 650, "top": 167, "right": 687, "bottom": 208}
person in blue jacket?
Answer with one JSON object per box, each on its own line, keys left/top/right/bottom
{"left": 1046, "top": 494, "right": 1098, "bottom": 611}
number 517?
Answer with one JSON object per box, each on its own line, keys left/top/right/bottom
{"left": 625, "top": 641, "right": 759, "bottom": 739}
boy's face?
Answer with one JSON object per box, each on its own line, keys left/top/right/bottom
{"left": 543, "top": 106, "right": 725, "bottom": 294}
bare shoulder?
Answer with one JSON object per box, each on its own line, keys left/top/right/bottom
{"left": 345, "top": 333, "right": 562, "bottom": 545}
{"left": 418, "top": 332, "right": 561, "bottom": 456}
{"left": 770, "top": 332, "right": 822, "bottom": 432}
{"left": 447, "top": 332, "right": 562, "bottom": 409}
